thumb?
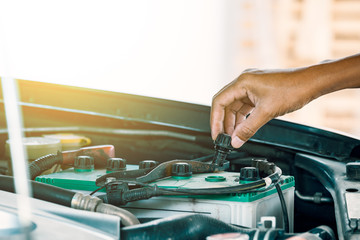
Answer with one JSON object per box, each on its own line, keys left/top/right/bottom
{"left": 231, "top": 108, "right": 271, "bottom": 148}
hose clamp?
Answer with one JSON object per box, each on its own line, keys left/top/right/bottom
{"left": 71, "top": 192, "right": 102, "bottom": 211}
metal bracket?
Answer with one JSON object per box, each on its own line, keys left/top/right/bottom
{"left": 96, "top": 159, "right": 229, "bottom": 186}
{"left": 345, "top": 192, "right": 360, "bottom": 230}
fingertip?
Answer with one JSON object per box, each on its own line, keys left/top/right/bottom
{"left": 211, "top": 132, "right": 216, "bottom": 141}
{"left": 211, "top": 130, "right": 219, "bottom": 141}
{"left": 231, "top": 136, "right": 245, "bottom": 148}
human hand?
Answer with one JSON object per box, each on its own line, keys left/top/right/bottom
{"left": 210, "top": 68, "right": 315, "bottom": 148}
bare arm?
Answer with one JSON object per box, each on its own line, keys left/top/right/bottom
{"left": 210, "top": 53, "right": 360, "bottom": 148}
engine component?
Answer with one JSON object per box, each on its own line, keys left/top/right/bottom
{"left": 74, "top": 155, "right": 94, "bottom": 172}
{"left": 346, "top": 162, "right": 360, "bottom": 180}
{"left": 171, "top": 162, "right": 192, "bottom": 179}
{"left": 96, "top": 159, "right": 230, "bottom": 186}
{"left": 345, "top": 192, "right": 360, "bottom": 231}
{"left": 0, "top": 175, "right": 75, "bottom": 207}
{"left": 72, "top": 192, "right": 140, "bottom": 226}
{"left": 122, "top": 172, "right": 294, "bottom": 230}
{"left": 62, "top": 145, "right": 115, "bottom": 167}
{"left": 28, "top": 145, "right": 115, "bottom": 179}
{"left": 121, "top": 214, "right": 336, "bottom": 240}
{"left": 105, "top": 181, "right": 160, "bottom": 206}
{"left": 212, "top": 133, "right": 233, "bottom": 167}
{"left": 35, "top": 164, "right": 138, "bottom": 191}
{"left": 34, "top": 154, "right": 290, "bottom": 229}
{"left": 295, "top": 190, "right": 333, "bottom": 204}
{"left": 29, "top": 152, "right": 63, "bottom": 180}
{"left": 37, "top": 158, "right": 281, "bottom": 196}
{"left": 0, "top": 190, "right": 120, "bottom": 239}
{"left": 290, "top": 225, "right": 336, "bottom": 240}
{"left": 0, "top": 175, "right": 139, "bottom": 227}
{"left": 240, "top": 167, "right": 260, "bottom": 182}
{"left": 139, "top": 160, "right": 159, "bottom": 169}
{"left": 275, "top": 183, "right": 290, "bottom": 233}
{"left": 121, "top": 214, "right": 257, "bottom": 240}
{"left": 106, "top": 158, "right": 127, "bottom": 173}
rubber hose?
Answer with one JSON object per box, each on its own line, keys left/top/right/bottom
{"left": 121, "top": 214, "right": 257, "bottom": 240}
{"left": 121, "top": 214, "right": 336, "bottom": 240}
{"left": 29, "top": 152, "right": 62, "bottom": 180}
{"left": 291, "top": 225, "right": 336, "bottom": 240}
{"left": 0, "top": 175, "right": 75, "bottom": 207}
{"left": 275, "top": 225, "right": 336, "bottom": 240}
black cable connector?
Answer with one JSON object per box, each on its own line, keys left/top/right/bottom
{"left": 106, "top": 181, "right": 160, "bottom": 205}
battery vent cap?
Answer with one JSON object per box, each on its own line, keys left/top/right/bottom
{"left": 139, "top": 160, "right": 159, "bottom": 169}
{"left": 171, "top": 162, "right": 192, "bottom": 179}
{"left": 240, "top": 167, "right": 260, "bottom": 182}
{"left": 74, "top": 156, "right": 94, "bottom": 172}
{"left": 106, "top": 158, "right": 127, "bottom": 173}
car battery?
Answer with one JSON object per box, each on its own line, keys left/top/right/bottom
{"left": 36, "top": 166, "right": 294, "bottom": 231}
{"left": 125, "top": 172, "right": 294, "bottom": 231}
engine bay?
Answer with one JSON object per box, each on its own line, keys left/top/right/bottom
{"left": 1, "top": 80, "right": 360, "bottom": 240}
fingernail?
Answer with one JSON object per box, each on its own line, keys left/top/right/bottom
{"left": 231, "top": 136, "right": 245, "bottom": 148}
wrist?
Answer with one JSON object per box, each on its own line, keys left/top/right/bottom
{"left": 302, "top": 54, "right": 360, "bottom": 100}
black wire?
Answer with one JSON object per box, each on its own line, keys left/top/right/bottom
{"left": 89, "top": 185, "right": 106, "bottom": 195}
{"left": 94, "top": 166, "right": 281, "bottom": 197}
{"left": 243, "top": 182, "right": 276, "bottom": 193}
{"left": 89, "top": 178, "right": 268, "bottom": 197}
{"left": 93, "top": 165, "right": 282, "bottom": 203}
{"left": 157, "top": 180, "right": 267, "bottom": 195}
{"left": 157, "top": 180, "right": 279, "bottom": 197}
{"left": 157, "top": 166, "right": 282, "bottom": 195}
{"left": 275, "top": 183, "right": 290, "bottom": 233}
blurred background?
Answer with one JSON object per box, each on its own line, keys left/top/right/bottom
{"left": 0, "top": 0, "right": 360, "bottom": 136}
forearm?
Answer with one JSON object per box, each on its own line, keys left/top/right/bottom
{"left": 305, "top": 53, "right": 360, "bottom": 100}
{"left": 210, "top": 53, "right": 360, "bottom": 147}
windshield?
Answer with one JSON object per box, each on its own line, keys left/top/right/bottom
{"left": 1, "top": 0, "right": 360, "bottom": 137}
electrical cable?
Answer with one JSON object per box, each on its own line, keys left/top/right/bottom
{"left": 236, "top": 181, "right": 277, "bottom": 194}
{"left": 95, "top": 165, "right": 282, "bottom": 205}
{"left": 97, "top": 169, "right": 282, "bottom": 206}
{"left": 156, "top": 166, "right": 281, "bottom": 195}
{"left": 29, "top": 152, "right": 63, "bottom": 180}
{"left": 275, "top": 182, "right": 290, "bottom": 233}
{"left": 89, "top": 185, "right": 106, "bottom": 196}
{"left": 97, "top": 178, "right": 267, "bottom": 198}
{"left": 96, "top": 160, "right": 282, "bottom": 205}
{"left": 157, "top": 180, "right": 266, "bottom": 195}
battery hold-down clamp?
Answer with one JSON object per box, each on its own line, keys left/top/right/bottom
{"left": 96, "top": 133, "right": 232, "bottom": 186}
